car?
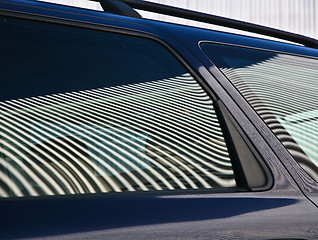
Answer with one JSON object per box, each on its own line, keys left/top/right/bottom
{"left": 1, "top": 0, "right": 318, "bottom": 239}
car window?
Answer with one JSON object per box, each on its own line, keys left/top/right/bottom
{"left": 0, "top": 17, "right": 237, "bottom": 198}
{"left": 201, "top": 43, "right": 318, "bottom": 182}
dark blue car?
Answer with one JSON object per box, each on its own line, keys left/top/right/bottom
{"left": 1, "top": 0, "right": 318, "bottom": 239}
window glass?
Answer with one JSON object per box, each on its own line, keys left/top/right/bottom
{"left": 201, "top": 43, "right": 318, "bottom": 181}
{"left": 0, "top": 17, "right": 236, "bottom": 198}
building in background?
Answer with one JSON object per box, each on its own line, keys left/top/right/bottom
{"left": 42, "top": 0, "right": 318, "bottom": 40}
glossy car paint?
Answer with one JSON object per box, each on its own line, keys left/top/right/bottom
{"left": 1, "top": 0, "right": 318, "bottom": 239}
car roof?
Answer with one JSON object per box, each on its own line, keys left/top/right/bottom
{"left": 2, "top": 0, "right": 318, "bottom": 58}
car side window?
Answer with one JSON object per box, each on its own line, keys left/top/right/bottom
{"left": 201, "top": 43, "right": 318, "bottom": 182}
{"left": 0, "top": 17, "right": 237, "bottom": 198}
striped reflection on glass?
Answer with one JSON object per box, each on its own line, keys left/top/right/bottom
{"left": 219, "top": 54, "right": 318, "bottom": 180}
{"left": 0, "top": 73, "right": 235, "bottom": 198}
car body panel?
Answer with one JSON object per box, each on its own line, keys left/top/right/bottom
{"left": 1, "top": 192, "right": 317, "bottom": 239}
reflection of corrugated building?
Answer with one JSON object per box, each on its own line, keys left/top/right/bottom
{"left": 42, "top": 0, "right": 318, "bottom": 40}
{"left": 0, "top": 73, "right": 236, "bottom": 198}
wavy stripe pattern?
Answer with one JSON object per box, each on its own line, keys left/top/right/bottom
{"left": 0, "top": 73, "right": 235, "bottom": 198}
{"left": 220, "top": 54, "right": 318, "bottom": 179}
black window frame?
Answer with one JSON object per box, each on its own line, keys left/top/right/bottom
{"left": 0, "top": 9, "right": 273, "bottom": 200}
{"left": 199, "top": 40, "right": 318, "bottom": 190}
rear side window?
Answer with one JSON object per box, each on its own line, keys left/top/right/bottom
{"left": 0, "top": 17, "right": 236, "bottom": 198}
{"left": 201, "top": 43, "right": 318, "bottom": 182}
